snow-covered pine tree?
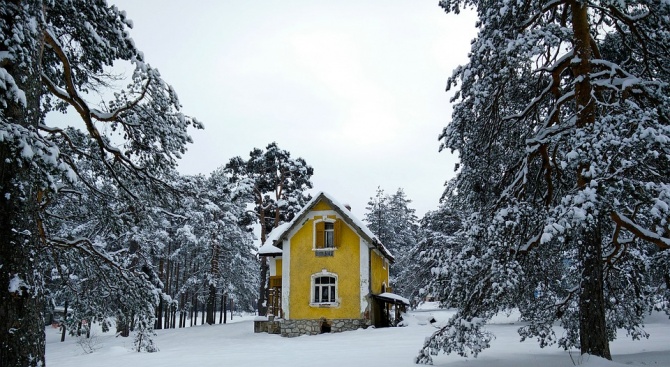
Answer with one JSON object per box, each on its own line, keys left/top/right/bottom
{"left": 43, "top": 168, "right": 169, "bottom": 340}
{"left": 225, "top": 142, "right": 313, "bottom": 315}
{"left": 1, "top": 1, "right": 201, "bottom": 365}
{"left": 418, "top": 0, "right": 670, "bottom": 364}
{"left": 150, "top": 172, "right": 257, "bottom": 329}
{"left": 401, "top": 203, "right": 463, "bottom": 307}
{"left": 364, "top": 187, "right": 419, "bottom": 297}
{"left": 365, "top": 187, "right": 393, "bottom": 247}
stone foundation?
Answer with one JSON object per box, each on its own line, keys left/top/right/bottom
{"left": 254, "top": 319, "right": 282, "bottom": 334}
{"left": 280, "top": 318, "right": 369, "bottom": 337}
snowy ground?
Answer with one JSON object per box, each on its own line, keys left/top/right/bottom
{"left": 46, "top": 305, "right": 670, "bottom": 367}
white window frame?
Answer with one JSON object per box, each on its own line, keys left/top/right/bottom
{"left": 310, "top": 271, "right": 339, "bottom": 307}
{"left": 313, "top": 217, "right": 338, "bottom": 253}
{"left": 324, "top": 222, "right": 335, "bottom": 248}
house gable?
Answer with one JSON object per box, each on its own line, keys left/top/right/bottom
{"left": 287, "top": 203, "right": 362, "bottom": 320}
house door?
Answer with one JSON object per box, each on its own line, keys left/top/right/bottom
{"left": 268, "top": 276, "right": 283, "bottom": 318}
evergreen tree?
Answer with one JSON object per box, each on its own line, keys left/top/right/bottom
{"left": 0, "top": 1, "right": 201, "bottom": 365}
{"left": 401, "top": 203, "right": 463, "bottom": 307}
{"left": 418, "top": 0, "right": 670, "bottom": 363}
{"left": 364, "top": 187, "right": 419, "bottom": 297}
{"left": 365, "top": 187, "right": 393, "bottom": 248}
{"left": 225, "top": 142, "right": 313, "bottom": 315}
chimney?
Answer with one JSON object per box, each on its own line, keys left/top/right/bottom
{"left": 344, "top": 204, "right": 352, "bottom": 211}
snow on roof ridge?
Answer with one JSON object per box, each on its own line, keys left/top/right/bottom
{"left": 257, "top": 191, "right": 394, "bottom": 261}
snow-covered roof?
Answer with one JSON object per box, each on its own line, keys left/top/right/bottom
{"left": 375, "top": 292, "right": 410, "bottom": 306}
{"left": 257, "top": 243, "right": 282, "bottom": 255}
{"left": 257, "top": 191, "right": 395, "bottom": 261}
{"left": 257, "top": 222, "right": 291, "bottom": 255}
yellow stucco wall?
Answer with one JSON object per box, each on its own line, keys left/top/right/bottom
{"left": 289, "top": 202, "right": 362, "bottom": 320}
{"left": 312, "top": 201, "right": 332, "bottom": 211}
{"left": 370, "top": 249, "right": 389, "bottom": 294}
{"left": 276, "top": 259, "right": 282, "bottom": 276}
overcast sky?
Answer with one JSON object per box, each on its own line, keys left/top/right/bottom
{"left": 109, "top": 0, "right": 477, "bottom": 219}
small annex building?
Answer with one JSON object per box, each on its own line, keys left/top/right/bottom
{"left": 255, "top": 191, "right": 409, "bottom": 337}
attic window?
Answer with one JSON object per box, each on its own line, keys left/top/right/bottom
{"left": 314, "top": 219, "right": 341, "bottom": 253}
{"left": 324, "top": 222, "right": 334, "bottom": 248}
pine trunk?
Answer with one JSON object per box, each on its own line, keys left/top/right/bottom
{"left": 579, "top": 225, "right": 611, "bottom": 359}
{"left": 223, "top": 295, "right": 228, "bottom": 324}
{"left": 0, "top": 2, "right": 47, "bottom": 365}
{"left": 60, "top": 301, "right": 68, "bottom": 342}
{"left": 571, "top": 0, "right": 611, "bottom": 359}
{"left": 155, "top": 258, "right": 164, "bottom": 329}
{"left": 257, "top": 210, "right": 269, "bottom": 315}
{"left": 206, "top": 284, "right": 216, "bottom": 325}
{"left": 206, "top": 243, "right": 219, "bottom": 325}
{"left": 219, "top": 293, "right": 224, "bottom": 324}
{"left": 193, "top": 295, "right": 198, "bottom": 326}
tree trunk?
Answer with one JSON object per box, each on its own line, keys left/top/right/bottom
{"left": 219, "top": 293, "right": 224, "bottom": 324}
{"left": 193, "top": 295, "right": 198, "bottom": 326}
{"left": 579, "top": 225, "right": 611, "bottom": 359}
{"left": 60, "top": 301, "right": 68, "bottom": 342}
{"left": 571, "top": 1, "right": 610, "bottom": 359}
{"left": 163, "top": 256, "right": 171, "bottom": 330}
{"left": 223, "top": 295, "right": 228, "bottom": 324}
{"left": 206, "top": 284, "right": 217, "bottom": 325}
{"left": 0, "top": 3, "right": 47, "bottom": 365}
{"left": 258, "top": 257, "right": 269, "bottom": 316}
{"left": 257, "top": 210, "right": 268, "bottom": 316}
{"left": 179, "top": 293, "right": 185, "bottom": 328}
{"left": 206, "top": 243, "right": 219, "bottom": 325}
{"left": 117, "top": 314, "right": 130, "bottom": 337}
{"left": 155, "top": 258, "right": 164, "bottom": 329}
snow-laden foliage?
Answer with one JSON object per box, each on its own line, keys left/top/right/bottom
{"left": 144, "top": 171, "right": 258, "bottom": 330}
{"left": 1, "top": 1, "right": 201, "bottom": 365}
{"left": 418, "top": 0, "right": 670, "bottom": 364}
{"left": 405, "top": 202, "right": 464, "bottom": 307}
{"left": 225, "top": 142, "right": 313, "bottom": 315}
{"left": 364, "top": 187, "right": 419, "bottom": 298}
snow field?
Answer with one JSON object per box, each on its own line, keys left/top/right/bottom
{"left": 46, "top": 308, "right": 670, "bottom": 367}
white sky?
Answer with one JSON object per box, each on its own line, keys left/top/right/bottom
{"left": 108, "top": 0, "right": 477, "bottom": 218}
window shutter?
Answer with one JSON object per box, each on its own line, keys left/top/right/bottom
{"left": 334, "top": 220, "right": 342, "bottom": 248}
{"left": 315, "top": 221, "right": 325, "bottom": 249}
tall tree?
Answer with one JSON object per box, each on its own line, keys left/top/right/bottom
{"left": 0, "top": 1, "right": 201, "bottom": 365}
{"left": 364, "top": 187, "right": 419, "bottom": 296}
{"left": 401, "top": 203, "right": 463, "bottom": 306}
{"left": 418, "top": 0, "right": 670, "bottom": 363}
{"left": 225, "top": 142, "right": 313, "bottom": 315}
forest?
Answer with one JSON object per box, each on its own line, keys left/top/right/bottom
{"left": 3, "top": 1, "right": 670, "bottom": 367}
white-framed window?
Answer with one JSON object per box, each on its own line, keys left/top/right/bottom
{"left": 314, "top": 218, "right": 341, "bottom": 256}
{"left": 310, "top": 272, "right": 338, "bottom": 306}
{"left": 324, "top": 222, "right": 334, "bottom": 248}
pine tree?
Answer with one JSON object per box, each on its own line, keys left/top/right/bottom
{"left": 0, "top": 1, "right": 201, "bottom": 365}
{"left": 364, "top": 187, "right": 419, "bottom": 297}
{"left": 418, "top": 0, "right": 670, "bottom": 363}
{"left": 225, "top": 142, "right": 313, "bottom": 315}
{"left": 402, "top": 204, "right": 463, "bottom": 307}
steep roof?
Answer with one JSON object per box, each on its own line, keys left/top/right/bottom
{"left": 257, "top": 191, "right": 395, "bottom": 262}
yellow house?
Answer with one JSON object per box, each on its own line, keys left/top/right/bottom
{"left": 257, "top": 192, "right": 408, "bottom": 337}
